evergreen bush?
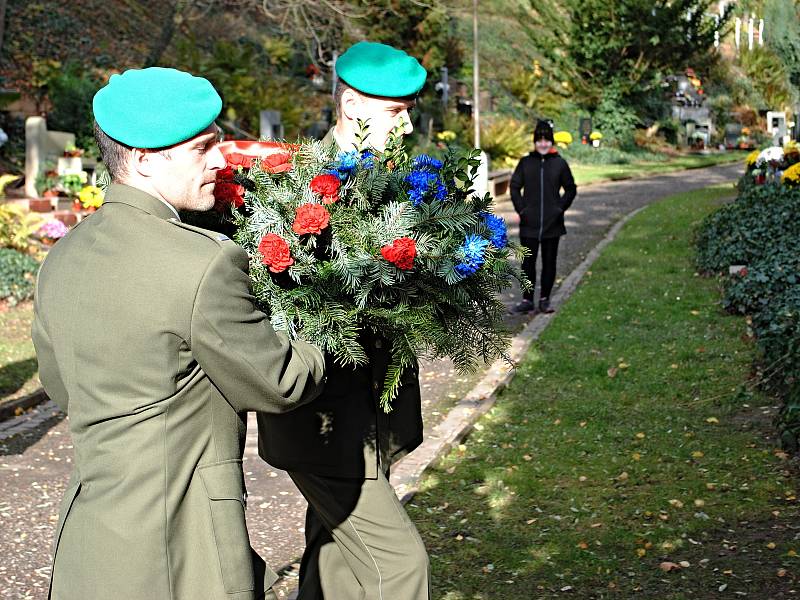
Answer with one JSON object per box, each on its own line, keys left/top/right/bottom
{"left": 0, "top": 248, "right": 39, "bottom": 306}
{"left": 695, "top": 178, "right": 800, "bottom": 450}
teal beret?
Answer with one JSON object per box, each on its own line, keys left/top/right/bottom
{"left": 93, "top": 67, "right": 222, "bottom": 148}
{"left": 336, "top": 41, "right": 427, "bottom": 98}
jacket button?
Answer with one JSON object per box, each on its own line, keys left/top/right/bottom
{"left": 373, "top": 381, "right": 380, "bottom": 391}
{"left": 374, "top": 339, "right": 383, "bottom": 349}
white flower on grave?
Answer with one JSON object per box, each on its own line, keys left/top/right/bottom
{"left": 756, "top": 146, "right": 784, "bottom": 166}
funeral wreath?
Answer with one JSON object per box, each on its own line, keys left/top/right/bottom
{"left": 213, "top": 129, "right": 528, "bottom": 410}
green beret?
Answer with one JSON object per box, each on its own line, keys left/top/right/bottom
{"left": 336, "top": 41, "right": 427, "bottom": 98}
{"left": 93, "top": 67, "right": 222, "bottom": 148}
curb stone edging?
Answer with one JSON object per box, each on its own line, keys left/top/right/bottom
{"left": 0, "top": 388, "right": 49, "bottom": 422}
{"left": 389, "top": 206, "right": 647, "bottom": 504}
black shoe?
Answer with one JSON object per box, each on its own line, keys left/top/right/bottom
{"left": 538, "top": 297, "right": 555, "bottom": 314}
{"left": 514, "top": 299, "right": 534, "bottom": 313}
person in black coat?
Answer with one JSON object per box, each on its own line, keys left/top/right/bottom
{"left": 510, "top": 120, "right": 577, "bottom": 313}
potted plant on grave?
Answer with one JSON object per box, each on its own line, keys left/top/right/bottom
{"left": 77, "top": 185, "right": 104, "bottom": 212}
{"left": 63, "top": 142, "right": 84, "bottom": 158}
{"left": 36, "top": 218, "right": 69, "bottom": 245}
{"left": 59, "top": 172, "right": 87, "bottom": 209}
{"left": 554, "top": 131, "right": 573, "bottom": 149}
{"left": 34, "top": 168, "right": 60, "bottom": 199}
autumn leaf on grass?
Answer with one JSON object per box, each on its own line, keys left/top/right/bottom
{"left": 607, "top": 367, "right": 618, "bottom": 378}
{"left": 660, "top": 561, "right": 682, "bottom": 572}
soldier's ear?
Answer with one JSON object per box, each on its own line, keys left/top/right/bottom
{"left": 340, "top": 88, "right": 362, "bottom": 122}
{"left": 130, "top": 147, "right": 157, "bottom": 178}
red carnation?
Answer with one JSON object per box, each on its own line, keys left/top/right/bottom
{"left": 218, "top": 165, "right": 235, "bottom": 180}
{"left": 258, "top": 233, "right": 294, "bottom": 273}
{"left": 309, "top": 174, "right": 341, "bottom": 204}
{"left": 261, "top": 152, "right": 293, "bottom": 174}
{"left": 381, "top": 237, "right": 416, "bottom": 270}
{"left": 292, "top": 203, "right": 330, "bottom": 235}
{"left": 225, "top": 153, "right": 254, "bottom": 169}
{"left": 213, "top": 181, "right": 245, "bottom": 210}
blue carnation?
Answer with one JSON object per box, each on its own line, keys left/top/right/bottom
{"left": 454, "top": 234, "right": 490, "bottom": 277}
{"left": 360, "top": 150, "right": 375, "bottom": 170}
{"left": 405, "top": 170, "right": 436, "bottom": 206}
{"left": 411, "top": 154, "right": 443, "bottom": 171}
{"left": 334, "top": 150, "right": 360, "bottom": 179}
{"left": 405, "top": 169, "right": 448, "bottom": 206}
{"left": 433, "top": 178, "right": 447, "bottom": 201}
{"left": 482, "top": 212, "right": 507, "bottom": 249}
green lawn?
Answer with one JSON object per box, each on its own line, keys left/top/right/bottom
{"left": 407, "top": 184, "right": 799, "bottom": 598}
{"left": 0, "top": 301, "right": 38, "bottom": 408}
{"left": 571, "top": 152, "right": 747, "bottom": 186}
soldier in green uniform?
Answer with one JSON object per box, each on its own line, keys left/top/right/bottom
{"left": 32, "top": 67, "right": 326, "bottom": 600}
{"left": 257, "top": 42, "right": 430, "bottom": 600}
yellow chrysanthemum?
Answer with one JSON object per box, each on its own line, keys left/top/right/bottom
{"left": 590, "top": 131, "right": 603, "bottom": 141}
{"left": 78, "top": 185, "right": 104, "bottom": 208}
{"left": 436, "top": 130, "right": 457, "bottom": 142}
{"left": 745, "top": 150, "right": 760, "bottom": 166}
{"left": 781, "top": 162, "right": 800, "bottom": 186}
{"left": 554, "top": 131, "right": 573, "bottom": 145}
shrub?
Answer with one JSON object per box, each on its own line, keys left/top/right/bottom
{"left": 0, "top": 248, "right": 38, "bottom": 305}
{"left": 695, "top": 182, "right": 800, "bottom": 274}
{"left": 46, "top": 63, "right": 102, "bottom": 152}
{"left": 593, "top": 85, "right": 639, "bottom": 146}
{"left": 696, "top": 177, "right": 800, "bottom": 450}
{"left": 0, "top": 204, "right": 44, "bottom": 253}
{"left": 479, "top": 117, "right": 531, "bottom": 170}
{"left": 560, "top": 143, "right": 664, "bottom": 165}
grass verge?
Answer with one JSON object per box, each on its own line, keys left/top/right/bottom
{"left": 407, "top": 184, "right": 799, "bottom": 599}
{"left": 571, "top": 152, "right": 746, "bottom": 186}
{"left": 0, "top": 301, "right": 39, "bottom": 408}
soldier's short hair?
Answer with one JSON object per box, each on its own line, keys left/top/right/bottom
{"left": 333, "top": 79, "right": 355, "bottom": 120}
{"left": 93, "top": 121, "right": 131, "bottom": 181}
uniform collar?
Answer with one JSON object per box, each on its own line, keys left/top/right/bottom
{"left": 321, "top": 127, "right": 341, "bottom": 153}
{"left": 103, "top": 183, "right": 181, "bottom": 221}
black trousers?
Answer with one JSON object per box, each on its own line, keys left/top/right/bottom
{"left": 520, "top": 236, "right": 560, "bottom": 301}
{"left": 288, "top": 469, "right": 430, "bottom": 599}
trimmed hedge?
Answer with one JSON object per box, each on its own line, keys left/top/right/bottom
{"left": 0, "top": 248, "right": 39, "bottom": 306}
{"left": 696, "top": 179, "right": 800, "bottom": 450}
{"left": 695, "top": 180, "right": 800, "bottom": 273}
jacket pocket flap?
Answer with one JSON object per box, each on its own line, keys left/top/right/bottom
{"left": 199, "top": 460, "right": 245, "bottom": 502}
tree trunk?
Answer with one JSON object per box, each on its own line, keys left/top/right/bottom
{"left": 144, "top": 0, "right": 189, "bottom": 67}
{"left": 0, "top": 0, "right": 8, "bottom": 62}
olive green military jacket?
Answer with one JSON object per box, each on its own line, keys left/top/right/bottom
{"left": 257, "top": 130, "right": 423, "bottom": 479}
{"left": 32, "top": 184, "right": 325, "bottom": 600}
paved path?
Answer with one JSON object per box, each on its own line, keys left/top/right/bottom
{"left": 0, "top": 162, "right": 742, "bottom": 599}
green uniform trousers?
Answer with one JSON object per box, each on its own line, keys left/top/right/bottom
{"left": 289, "top": 470, "right": 430, "bottom": 600}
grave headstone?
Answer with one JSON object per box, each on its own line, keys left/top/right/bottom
{"left": 24, "top": 116, "right": 74, "bottom": 198}
{"left": 260, "top": 110, "right": 284, "bottom": 140}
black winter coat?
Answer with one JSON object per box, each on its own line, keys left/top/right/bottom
{"left": 510, "top": 150, "right": 577, "bottom": 239}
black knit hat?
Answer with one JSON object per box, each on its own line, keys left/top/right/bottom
{"left": 533, "top": 119, "right": 554, "bottom": 143}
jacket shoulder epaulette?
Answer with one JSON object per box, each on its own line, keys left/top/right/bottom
{"left": 167, "top": 218, "right": 231, "bottom": 245}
